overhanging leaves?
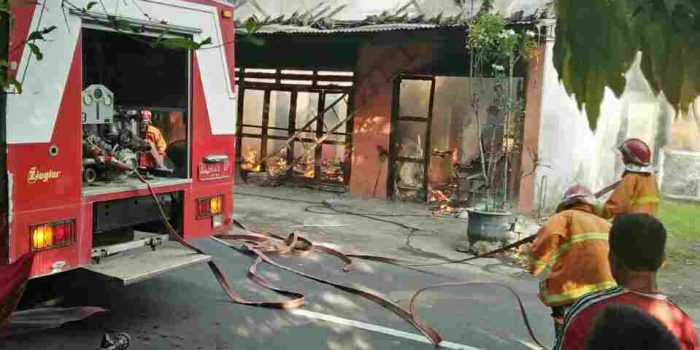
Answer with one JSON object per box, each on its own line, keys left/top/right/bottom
{"left": 245, "top": 16, "right": 259, "bottom": 33}
{"left": 554, "top": 0, "right": 699, "bottom": 130}
{"left": 239, "top": 16, "right": 265, "bottom": 47}
{"left": 27, "top": 25, "right": 56, "bottom": 41}
{"left": 26, "top": 43, "right": 41, "bottom": 60}
{"left": 153, "top": 36, "right": 213, "bottom": 50}
{"left": 9, "top": 77, "right": 21, "bottom": 93}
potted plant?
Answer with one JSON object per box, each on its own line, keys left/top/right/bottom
{"left": 463, "top": 13, "right": 538, "bottom": 243}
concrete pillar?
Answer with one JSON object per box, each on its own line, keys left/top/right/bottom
{"left": 516, "top": 21, "right": 552, "bottom": 214}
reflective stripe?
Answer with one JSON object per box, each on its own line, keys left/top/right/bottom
{"left": 530, "top": 258, "right": 548, "bottom": 275}
{"left": 529, "top": 232, "right": 608, "bottom": 273}
{"left": 547, "top": 232, "right": 609, "bottom": 269}
{"left": 541, "top": 280, "right": 618, "bottom": 305}
{"left": 532, "top": 259, "right": 548, "bottom": 268}
{"left": 631, "top": 196, "right": 660, "bottom": 206}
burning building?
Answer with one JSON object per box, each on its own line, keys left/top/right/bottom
{"left": 232, "top": 0, "right": 550, "bottom": 213}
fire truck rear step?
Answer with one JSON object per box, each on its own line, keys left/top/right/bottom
{"left": 91, "top": 231, "right": 170, "bottom": 259}
{"left": 83, "top": 241, "right": 211, "bottom": 285}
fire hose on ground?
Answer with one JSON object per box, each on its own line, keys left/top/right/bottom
{"left": 136, "top": 168, "right": 621, "bottom": 349}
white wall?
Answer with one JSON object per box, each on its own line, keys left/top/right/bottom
{"left": 534, "top": 40, "right": 675, "bottom": 211}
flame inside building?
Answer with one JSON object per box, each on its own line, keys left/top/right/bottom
{"left": 241, "top": 147, "right": 261, "bottom": 172}
{"left": 240, "top": 143, "right": 346, "bottom": 183}
{"left": 235, "top": 69, "right": 353, "bottom": 186}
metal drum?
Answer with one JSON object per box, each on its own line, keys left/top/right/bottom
{"left": 466, "top": 209, "right": 513, "bottom": 244}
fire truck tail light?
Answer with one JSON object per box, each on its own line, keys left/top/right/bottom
{"left": 55, "top": 224, "right": 68, "bottom": 242}
{"left": 211, "top": 196, "right": 222, "bottom": 214}
{"left": 32, "top": 225, "right": 52, "bottom": 250}
{"left": 197, "top": 200, "right": 209, "bottom": 216}
{"left": 31, "top": 220, "right": 74, "bottom": 251}
{"left": 197, "top": 195, "right": 224, "bottom": 218}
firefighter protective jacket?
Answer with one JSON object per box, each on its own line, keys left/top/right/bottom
{"left": 146, "top": 125, "right": 168, "bottom": 155}
{"left": 599, "top": 172, "right": 660, "bottom": 219}
{"left": 528, "top": 204, "right": 616, "bottom": 307}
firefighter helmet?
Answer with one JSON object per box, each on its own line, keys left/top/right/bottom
{"left": 619, "top": 138, "right": 651, "bottom": 166}
{"left": 140, "top": 110, "right": 152, "bottom": 123}
{"left": 556, "top": 185, "right": 596, "bottom": 212}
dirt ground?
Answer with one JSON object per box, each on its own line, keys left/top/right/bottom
{"left": 658, "top": 239, "right": 700, "bottom": 310}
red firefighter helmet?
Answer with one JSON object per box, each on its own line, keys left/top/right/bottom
{"left": 619, "top": 138, "right": 651, "bottom": 166}
{"left": 556, "top": 185, "right": 596, "bottom": 212}
{"left": 140, "top": 110, "right": 152, "bottom": 123}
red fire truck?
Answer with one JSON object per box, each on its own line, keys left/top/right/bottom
{"left": 1, "top": 0, "right": 237, "bottom": 284}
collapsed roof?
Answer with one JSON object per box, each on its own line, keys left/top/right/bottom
{"left": 231, "top": 0, "right": 552, "bottom": 34}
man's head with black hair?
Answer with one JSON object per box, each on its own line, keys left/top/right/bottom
{"left": 585, "top": 304, "right": 680, "bottom": 350}
{"left": 608, "top": 213, "right": 666, "bottom": 287}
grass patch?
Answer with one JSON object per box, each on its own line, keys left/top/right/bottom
{"left": 659, "top": 200, "right": 700, "bottom": 240}
{"left": 659, "top": 199, "right": 700, "bottom": 269}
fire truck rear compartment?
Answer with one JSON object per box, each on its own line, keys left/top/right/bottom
{"left": 81, "top": 28, "right": 191, "bottom": 192}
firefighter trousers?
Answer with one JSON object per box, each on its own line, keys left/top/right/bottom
{"left": 551, "top": 303, "right": 573, "bottom": 342}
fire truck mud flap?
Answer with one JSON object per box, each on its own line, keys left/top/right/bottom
{"left": 82, "top": 242, "right": 211, "bottom": 285}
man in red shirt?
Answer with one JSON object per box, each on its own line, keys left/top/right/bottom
{"left": 556, "top": 213, "right": 699, "bottom": 350}
{"left": 584, "top": 304, "right": 680, "bottom": 350}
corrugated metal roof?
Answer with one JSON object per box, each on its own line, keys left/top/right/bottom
{"left": 234, "top": 0, "right": 550, "bottom": 22}
{"left": 234, "top": 0, "right": 549, "bottom": 35}
{"left": 252, "top": 22, "right": 460, "bottom": 35}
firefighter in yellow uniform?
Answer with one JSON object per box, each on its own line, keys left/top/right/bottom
{"left": 139, "top": 110, "right": 168, "bottom": 170}
{"left": 599, "top": 138, "right": 660, "bottom": 219}
{"left": 528, "top": 185, "right": 616, "bottom": 341}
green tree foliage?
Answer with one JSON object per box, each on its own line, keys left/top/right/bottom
{"left": 1, "top": 1, "right": 58, "bottom": 93}
{"left": 238, "top": 16, "right": 265, "bottom": 47}
{"left": 466, "top": 13, "right": 538, "bottom": 80}
{"left": 554, "top": 0, "right": 699, "bottom": 130}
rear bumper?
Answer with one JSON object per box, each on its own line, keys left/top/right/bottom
{"left": 8, "top": 180, "right": 232, "bottom": 279}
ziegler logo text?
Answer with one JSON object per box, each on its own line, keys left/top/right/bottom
{"left": 27, "top": 167, "right": 61, "bottom": 184}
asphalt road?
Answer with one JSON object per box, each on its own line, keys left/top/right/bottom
{"left": 3, "top": 238, "right": 554, "bottom": 350}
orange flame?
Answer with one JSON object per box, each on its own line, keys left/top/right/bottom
{"left": 430, "top": 187, "right": 457, "bottom": 216}
{"left": 241, "top": 147, "right": 261, "bottom": 172}
{"left": 430, "top": 189, "right": 450, "bottom": 202}
{"left": 292, "top": 149, "right": 316, "bottom": 179}
{"left": 320, "top": 157, "right": 344, "bottom": 182}
{"left": 266, "top": 155, "right": 288, "bottom": 175}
